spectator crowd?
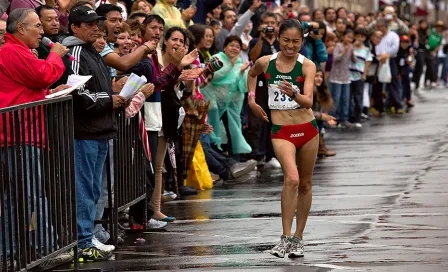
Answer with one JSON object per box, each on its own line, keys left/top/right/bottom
{"left": 1, "top": 0, "right": 447, "bottom": 269}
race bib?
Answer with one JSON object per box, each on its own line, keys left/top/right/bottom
{"left": 268, "top": 84, "right": 301, "bottom": 110}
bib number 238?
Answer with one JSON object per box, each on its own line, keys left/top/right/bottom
{"left": 274, "top": 90, "right": 293, "bottom": 102}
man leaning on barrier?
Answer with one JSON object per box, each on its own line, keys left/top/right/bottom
{"left": 0, "top": 7, "right": 74, "bottom": 270}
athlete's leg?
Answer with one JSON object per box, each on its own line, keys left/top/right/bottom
{"left": 272, "top": 139, "right": 299, "bottom": 237}
{"left": 294, "top": 134, "right": 319, "bottom": 238}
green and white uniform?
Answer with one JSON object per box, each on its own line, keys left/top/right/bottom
{"left": 265, "top": 53, "right": 305, "bottom": 110}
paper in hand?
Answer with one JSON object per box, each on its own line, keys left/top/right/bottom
{"left": 45, "top": 75, "right": 92, "bottom": 99}
{"left": 119, "top": 73, "right": 147, "bottom": 101}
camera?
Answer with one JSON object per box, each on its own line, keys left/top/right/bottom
{"left": 312, "top": 28, "right": 319, "bottom": 35}
{"left": 263, "top": 26, "right": 275, "bottom": 33}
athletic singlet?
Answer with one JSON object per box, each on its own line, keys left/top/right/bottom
{"left": 266, "top": 53, "right": 305, "bottom": 110}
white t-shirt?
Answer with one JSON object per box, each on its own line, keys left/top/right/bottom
{"left": 95, "top": 0, "right": 128, "bottom": 20}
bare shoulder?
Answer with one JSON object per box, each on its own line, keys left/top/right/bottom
{"left": 250, "top": 55, "right": 271, "bottom": 74}
{"left": 256, "top": 55, "right": 271, "bottom": 68}
{"left": 302, "top": 58, "right": 316, "bottom": 74}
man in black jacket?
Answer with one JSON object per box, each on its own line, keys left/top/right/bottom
{"left": 63, "top": 6, "right": 125, "bottom": 263}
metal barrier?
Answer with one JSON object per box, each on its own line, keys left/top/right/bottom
{"left": 108, "top": 112, "right": 146, "bottom": 245}
{"left": 0, "top": 96, "right": 78, "bottom": 271}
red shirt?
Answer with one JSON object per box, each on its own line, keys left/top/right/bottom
{"left": 0, "top": 33, "right": 65, "bottom": 147}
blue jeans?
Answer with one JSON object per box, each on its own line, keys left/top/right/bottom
{"left": 93, "top": 139, "right": 114, "bottom": 244}
{"left": 0, "top": 147, "right": 50, "bottom": 256}
{"left": 330, "top": 82, "right": 350, "bottom": 122}
{"left": 75, "top": 139, "right": 109, "bottom": 249}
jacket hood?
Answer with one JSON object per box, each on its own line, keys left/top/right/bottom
{"left": 62, "top": 36, "right": 87, "bottom": 47}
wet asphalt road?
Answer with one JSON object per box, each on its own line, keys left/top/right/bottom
{"left": 56, "top": 87, "right": 448, "bottom": 271}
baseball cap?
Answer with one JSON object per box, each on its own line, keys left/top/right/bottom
{"left": 69, "top": 6, "right": 105, "bottom": 25}
{"left": 400, "top": 35, "right": 410, "bottom": 42}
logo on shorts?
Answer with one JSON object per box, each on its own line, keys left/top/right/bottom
{"left": 290, "top": 133, "right": 304, "bottom": 138}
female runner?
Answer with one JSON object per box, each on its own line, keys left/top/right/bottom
{"left": 248, "top": 19, "right": 318, "bottom": 258}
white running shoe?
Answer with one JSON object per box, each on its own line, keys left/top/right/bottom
{"left": 92, "top": 236, "right": 115, "bottom": 252}
{"left": 354, "top": 123, "right": 362, "bottom": 128}
{"left": 270, "top": 235, "right": 291, "bottom": 258}
{"left": 146, "top": 218, "right": 168, "bottom": 229}
{"left": 288, "top": 236, "right": 304, "bottom": 258}
{"left": 265, "top": 158, "right": 281, "bottom": 169}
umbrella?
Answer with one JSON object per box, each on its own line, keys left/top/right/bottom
{"left": 181, "top": 86, "right": 210, "bottom": 178}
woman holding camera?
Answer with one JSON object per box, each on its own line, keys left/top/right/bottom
{"left": 248, "top": 19, "right": 318, "bottom": 258}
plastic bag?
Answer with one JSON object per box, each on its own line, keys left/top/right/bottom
{"left": 185, "top": 142, "right": 213, "bottom": 190}
{"left": 378, "top": 60, "right": 392, "bottom": 83}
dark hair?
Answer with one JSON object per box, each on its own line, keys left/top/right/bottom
{"left": 314, "top": 66, "right": 332, "bottom": 111}
{"left": 98, "top": 20, "right": 108, "bottom": 36}
{"left": 127, "top": 19, "right": 144, "bottom": 33}
{"left": 298, "top": 13, "right": 310, "bottom": 21}
{"left": 162, "top": 26, "right": 186, "bottom": 53}
{"left": 210, "top": 19, "right": 220, "bottom": 27}
{"left": 336, "top": 17, "right": 347, "bottom": 24}
{"left": 71, "top": 0, "right": 94, "bottom": 9}
{"left": 324, "top": 7, "right": 335, "bottom": 17}
{"left": 312, "top": 9, "right": 322, "bottom": 20}
{"left": 261, "top": 12, "right": 277, "bottom": 22}
{"left": 129, "top": 11, "right": 148, "bottom": 20}
{"left": 143, "top": 14, "right": 164, "bottom": 26}
{"left": 223, "top": 35, "right": 242, "bottom": 49}
{"left": 343, "top": 28, "right": 354, "bottom": 36}
{"left": 220, "top": 7, "right": 234, "bottom": 21}
{"left": 336, "top": 7, "right": 347, "bottom": 18}
{"left": 96, "top": 4, "right": 123, "bottom": 17}
{"left": 35, "top": 5, "right": 55, "bottom": 17}
{"left": 188, "top": 24, "right": 205, "bottom": 46}
{"left": 354, "top": 27, "right": 367, "bottom": 37}
{"left": 278, "top": 19, "right": 303, "bottom": 37}
{"left": 184, "top": 29, "right": 196, "bottom": 53}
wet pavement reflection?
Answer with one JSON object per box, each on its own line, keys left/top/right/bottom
{"left": 55, "top": 89, "right": 448, "bottom": 271}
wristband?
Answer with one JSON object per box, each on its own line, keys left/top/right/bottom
{"left": 142, "top": 44, "right": 152, "bottom": 53}
{"left": 248, "top": 91, "right": 256, "bottom": 97}
{"left": 290, "top": 86, "right": 299, "bottom": 99}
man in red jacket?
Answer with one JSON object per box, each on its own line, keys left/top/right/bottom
{"left": 0, "top": 8, "right": 73, "bottom": 270}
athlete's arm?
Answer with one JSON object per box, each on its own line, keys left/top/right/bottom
{"left": 294, "top": 59, "right": 316, "bottom": 109}
{"left": 248, "top": 56, "right": 270, "bottom": 122}
{"left": 247, "top": 56, "right": 269, "bottom": 105}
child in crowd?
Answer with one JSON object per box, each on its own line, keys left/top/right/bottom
{"left": 313, "top": 67, "right": 336, "bottom": 157}
{"left": 329, "top": 28, "right": 355, "bottom": 128}
{"left": 349, "top": 28, "right": 371, "bottom": 128}
{"left": 397, "top": 35, "right": 414, "bottom": 108}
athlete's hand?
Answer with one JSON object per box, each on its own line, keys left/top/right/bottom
{"left": 278, "top": 79, "right": 295, "bottom": 98}
{"left": 321, "top": 113, "right": 336, "bottom": 122}
{"left": 249, "top": 102, "right": 269, "bottom": 122}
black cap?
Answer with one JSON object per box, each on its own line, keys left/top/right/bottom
{"left": 69, "top": 6, "right": 105, "bottom": 25}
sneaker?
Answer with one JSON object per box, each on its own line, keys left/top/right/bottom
{"left": 340, "top": 121, "right": 354, "bottom": 128}
{"left": 34, "top": 251, "right": 73, "bottom": 270}
{"left": 230, "top": 159, "right": 257, "bottom": 178}
{"left": 265, "top": 158, "right": 281, "bottom": 169}
{"left": 179, "top": 186, "right": 198, "bottom": 196}
{"left": 223, "top": 172, "right": 255, "bottom": 185}
{"left": 78, "top": 246, "right": 112, "bottom": 263}
{"left": 92, "top": 236, "right": 115, "bottom": 252}
{"left": 361, "top": 113, "right": 369, "bottom": 120}
{"left": 270, "top": 235, "right": 291, "bottom": 258}
{"left": 288, "top": 236, "right": 304, "bottom": 258}
{"left": 145, "top": 218, "right": 168, "bottom": 229}
{"left": 354, "top": 123, "right": 362, "bottom": 128}
{"left": 162, "top": 191, "right": 177, "bottom": 202}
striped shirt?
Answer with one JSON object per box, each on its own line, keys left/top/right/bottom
{"left": 349, "top": 46, "right": 373, "bottom": 81}
{"left": 375, "top": 30, "right": 400, "bottom": 58}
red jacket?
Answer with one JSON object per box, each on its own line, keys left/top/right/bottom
{"left": 0, "top": 33, "right": 65, "bottom": 147}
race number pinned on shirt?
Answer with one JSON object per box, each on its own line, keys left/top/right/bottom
{"left": 268, "top": 81, "right": 301, "bottom": 110}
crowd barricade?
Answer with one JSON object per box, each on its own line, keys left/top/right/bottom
{"left": 0, "top": 97, "right": 78, "bottom": 271}
{"left": 108, "top": 112, "right": 147, "bottom": 245}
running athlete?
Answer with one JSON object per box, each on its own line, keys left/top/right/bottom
{"left": 247, "top": 19, "right": 318, "bottom": 258}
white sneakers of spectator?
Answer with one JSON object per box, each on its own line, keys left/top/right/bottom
{"left": 265, "top": 158, "right": 281, "bottom": 169}
{"left": 92, "top": 236, "right": 115, "bottom": 252}
{"left": 146, "top": 218, "right": 168, "bottom": 229}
